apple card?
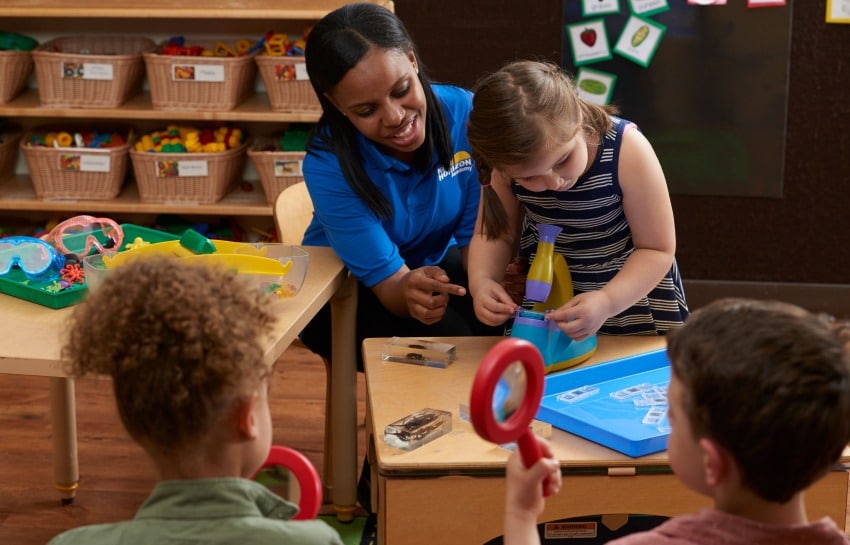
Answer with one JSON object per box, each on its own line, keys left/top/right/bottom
{"left": 576, "top": 67, "right": 617, "bottom": 106}
{"left": 566, "top": 19, "right": 612, "bottom": 66}
{"left": 628, "top": 0, "right": 670, "bottom": 17}
{"left": 827, "top": 0, "right": 850, "bottom": 22}
{"left": 614, "top": 15, "right": 666, "bottom": 67}
{"left": 582, "top": 0, "right": 620, "bottom": 16}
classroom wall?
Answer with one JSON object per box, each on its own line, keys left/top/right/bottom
{"left": 396, "top": 0, "right": 850, "bottom": 289}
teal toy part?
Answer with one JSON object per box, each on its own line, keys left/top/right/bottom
{"left": 0, "top": 32, "right": 38, "bottom": 51}
{"left": 179, "top": 228, "right": 217, "bottom": 254}
{"left": 511, "top": 309, "right": 597, "bottom": 374}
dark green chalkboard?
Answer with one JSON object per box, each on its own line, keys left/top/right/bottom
{"left": 562, "top": 1, "right": 792, "bottom": 197}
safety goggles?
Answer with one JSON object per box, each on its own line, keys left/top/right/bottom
{"left": 0, "top": 236, "right": 66, "bottom": 280}
{"left": 45, "top": 215, "right": 124, "bottom": 259}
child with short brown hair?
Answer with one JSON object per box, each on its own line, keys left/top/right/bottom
{"left": 506, "top": 297, "right": 850, "bottom": 544}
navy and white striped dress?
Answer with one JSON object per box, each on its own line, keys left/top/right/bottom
{"left": 515, "top": 116, "right": 689, "bottom": 335}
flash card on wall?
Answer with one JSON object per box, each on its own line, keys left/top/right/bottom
{"left": 566, "top": 19, "right": 612, "bottom": 66}
{"left": 582, "top": 0, "right": 620, "bottom": 17}
{"left": 614, "top": 15, "right": 666, "bottom": 68}
{"left": 576, "top": 67, "right": 617, "bottom": 106}
{"left": 628, "top": 0, "right": 670, "bottom": 17}
{"left": 827, "top": 0, "right": 850, "bottom": 22}
{"left": 688, "top": 0, "right": 726, "bottom": 4}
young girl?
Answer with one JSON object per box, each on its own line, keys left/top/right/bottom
{"left": 467, "top": 60, "right": 688, "bottom": 340}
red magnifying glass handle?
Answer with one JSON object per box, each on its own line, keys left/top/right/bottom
{"left": 517, "top": 429, "right": 543, "bottom": 469}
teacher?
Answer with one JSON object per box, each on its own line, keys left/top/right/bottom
{"left": 299, "top": 2, "right": 501, "bottom": 369}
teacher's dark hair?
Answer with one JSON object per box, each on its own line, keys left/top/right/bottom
{"left": 305, "top": 2, "right": 452, "bottom": 219}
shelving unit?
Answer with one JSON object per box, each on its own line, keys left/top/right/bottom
{"left": 0, "top": 0, "right": 394, "bottom": 220}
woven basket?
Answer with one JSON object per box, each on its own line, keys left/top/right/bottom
{"left": 144, "top": 43, "right": 257, "bottom": 111}
{"left": 130, "top": 142, "right": 249, "bottom": 203}
{"left": 20, "top": 129, "right": 132, "bottom": 200}
{"left": 0, "top": 129, "right": 23, "bottom": 180}
{"left": 31, "top": 35, "right": 155, "bottom": 108}
{"left": 0, "top": 50, "right": 33, "bottom": 104}
{"left": 255, "top": 54, "right": 319, "bottom": 112}
{"left": 247, "top": 144, "right": 305, "bottom": 203}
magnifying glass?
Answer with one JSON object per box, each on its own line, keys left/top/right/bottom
{"left": 254, "top": 445, "right": 323, "bottom": 520}
{"left": 470, "top": 338, "right": 550, "bottom": 492}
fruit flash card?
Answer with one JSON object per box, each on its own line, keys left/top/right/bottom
{"left": 614, "top": 15, "right": 666, "bottom": 68}
{"left": 566, "top": 19, "right": 612, "bottom": 66}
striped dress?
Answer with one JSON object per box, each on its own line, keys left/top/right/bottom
{"left": 515, "top": 116, "right": 689, "bottom": 335}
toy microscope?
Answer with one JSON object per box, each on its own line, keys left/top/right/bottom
{"left": 510, "top": 223, "right": 597, "bottom": 374}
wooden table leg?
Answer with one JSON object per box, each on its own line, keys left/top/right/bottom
{"left": 49, "top": 377, "right": 79, "bottom": 504}
{"left": 330, "top": 272, "right": 358, "bottom": 521}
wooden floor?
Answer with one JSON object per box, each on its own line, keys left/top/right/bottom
{"left": 0, "top": 344, "right": 367, "bottom": 544}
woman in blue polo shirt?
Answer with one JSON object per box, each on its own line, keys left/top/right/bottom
{"left": 299, "top": 3, "right": 503, "bottom": 370}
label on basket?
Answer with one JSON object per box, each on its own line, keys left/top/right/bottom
{"left": 273, "top": 158, "right": 303, "bottom": 177}
{"left": 59, "top": 153, "right": 111, "bottom": 173}
{"left": 61, "top": 62, "right": 114, "bottom": 80}
{"left": 171, "top": 63, "right": 225, "bottom": 82}
{"left": 156, "top": 159, "right": 209, "bottom": 177}
{"left": 274, "top": 62, "right": 309, "bottom": 81}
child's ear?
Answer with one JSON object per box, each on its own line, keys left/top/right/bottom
{"left": 699, "top": 437, "right": 731, "bottom": 488}
{"left": 237, "top": 394, "right": 259, "bottom": 440}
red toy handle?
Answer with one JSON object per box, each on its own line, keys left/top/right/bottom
{"left": 254, "top": 445, "right": 322, "bottom": 520}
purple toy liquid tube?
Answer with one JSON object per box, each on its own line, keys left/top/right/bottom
{"left": 525, "top": 223, "right": 563, "bottom": 303}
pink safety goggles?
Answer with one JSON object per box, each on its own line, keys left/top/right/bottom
{"left": 45, "top": 215, "right": 124, "bottom": 259}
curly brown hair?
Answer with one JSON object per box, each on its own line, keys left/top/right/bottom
{"left": 667, "top": 298, "right": 850, "bottom": 503}
{"left": 62, "top": 256, "right": 276, "bottom": 456}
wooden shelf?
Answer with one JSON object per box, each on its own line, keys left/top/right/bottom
{"left": 0, "top": 0, "right": 394, "bottom": 20}
{"left": 0, "top": 0, "right": 393, "bottom": 221}
{"left": 0, "top": 175, "right": 272, "bottom": 216}
{"left": 0, "top": 89, "right": 321, "bottom": 123}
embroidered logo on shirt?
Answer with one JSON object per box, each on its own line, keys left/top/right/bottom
{"left": 437, "top": 151, "right": 474, "bottom": 181}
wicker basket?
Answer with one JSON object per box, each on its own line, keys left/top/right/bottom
{"left": 0, "top": 129, "right": 23, "bottom": 180}
{"left": 31, "top": 35, "right": 155, "bottom": 108}
{"left": 144, "top": 43, "right": 257, "bottom": 111}
{"left": 0, "top": 50, "right": 33, "bottom": 104}
{"left": 20, "top": 129, "right": 132, "bottom": 200}
{"left": 247, "top": 144, "right": 305, "bottom": 203}
{"left": 130, "top": 142, "right": 249, "bottom": 203}
{"left": 255, "top": 54, "right": 319, "bottom": 112}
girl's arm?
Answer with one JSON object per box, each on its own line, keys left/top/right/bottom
{"left": 550, "top": 127, "right": 676, "bottom": 338}
{"left": 468, "top": 170, "right": 524, "bottom": 325}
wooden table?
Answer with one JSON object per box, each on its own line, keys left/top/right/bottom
{"left": 0, "top": 245, "right": 360, "bottom": 520}
{"left": 363, "top": 336, "right": 850, "bottom": 545}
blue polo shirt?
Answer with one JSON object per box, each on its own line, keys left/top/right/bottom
{"left": 302, "top": 84, "right": 480, "bottom": 288}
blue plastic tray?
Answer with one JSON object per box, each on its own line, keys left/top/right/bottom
{"left": 536, "top": 348, "right": 671, "bottom": 457}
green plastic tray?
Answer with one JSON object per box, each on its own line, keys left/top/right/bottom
{"left": 0, "top": 224, "right": 180, "bottom": 309}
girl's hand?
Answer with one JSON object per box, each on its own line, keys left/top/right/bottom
{"left": 471, "top": 279, "right": 518, "bottom": 326}
{"left": 547, "top": 291, "right": 613, "bottom": 341}
{"left": 404, "top": 266, "right": 466, "bottom": 325}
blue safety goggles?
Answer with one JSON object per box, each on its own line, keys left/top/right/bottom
{"left": 0, "top": 236, "right": 66, "bottom": 281}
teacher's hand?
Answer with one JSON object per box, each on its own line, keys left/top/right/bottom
{"left": 404, "top": 266, "right": 466, "bottom": 325}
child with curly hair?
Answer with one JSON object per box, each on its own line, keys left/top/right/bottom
{"left": 48, "top": 257, "right": 342, "bottom": 545}
{"left": 505, "top": 298, "right": 850, "bottom": 545}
